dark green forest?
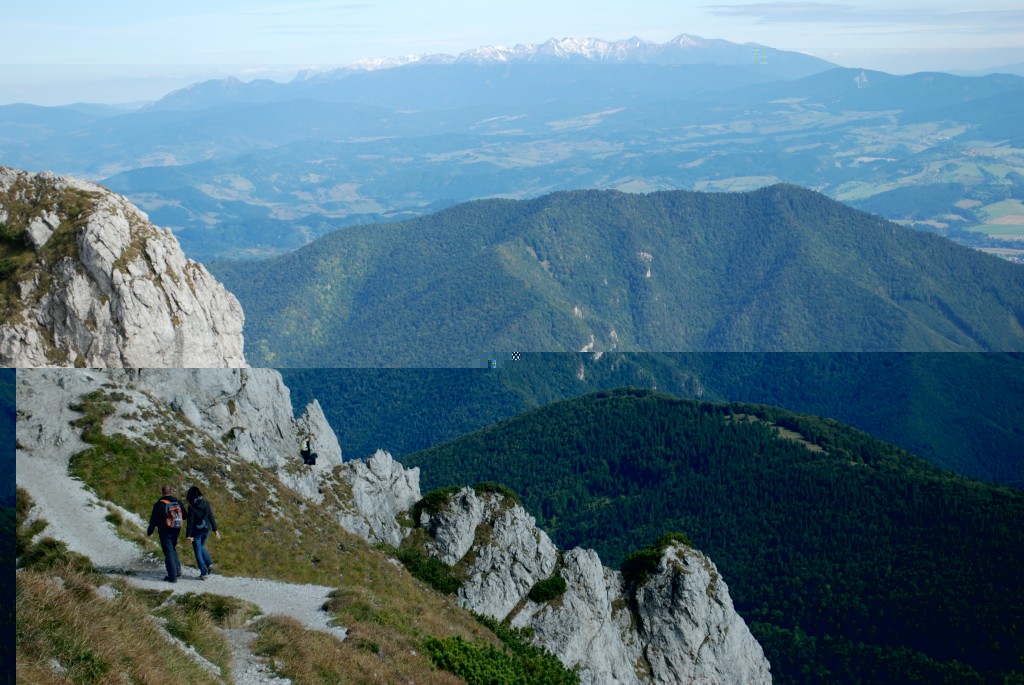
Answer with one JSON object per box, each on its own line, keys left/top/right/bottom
{"left": 281, "top": 352, "right": 1024, "bottom": 486}
{"left": 212, "top": 185, "right": 1024, "bottom": 365}
{"left": 401, "top": 388, "right": 1024, "bottom": 685}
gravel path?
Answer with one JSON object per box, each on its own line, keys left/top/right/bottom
{"left": 224, "top": 628, "right": 293, "bottom": 685}
{"left": 16, "top": 369, "right": 348, "bottom": 685}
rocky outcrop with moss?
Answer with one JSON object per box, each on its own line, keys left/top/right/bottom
{"left": 0, "top": 167, "right": 245, "bottom": 367}
{"left": 331, "top": 449, "right": 422, "bottom": 547}
{"left": 418, "top": 487, "right": 559, "bottom": 620}
{"left": 412, "top": 488, "right": 772, "bottom": 685}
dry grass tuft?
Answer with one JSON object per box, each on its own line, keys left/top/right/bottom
{"left": 253, "top": 615, "right": 466, "bottom": 685}
{"left": 17, "top": 566, "right": 226, "bottom": 685}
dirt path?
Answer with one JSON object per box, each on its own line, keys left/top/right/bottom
{"left": 16, "top": 370, "right": 347, "bottom": 684}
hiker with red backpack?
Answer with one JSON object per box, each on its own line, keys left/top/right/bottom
{"left": 147, "top": 484, "right": 184, "bottom": 583}
{"left": 185, "top": 486, "right": 220, "bottom": 580}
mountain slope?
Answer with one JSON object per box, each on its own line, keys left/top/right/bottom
{"left": 402, "top": 387, "right": 1024, "bottom": 685}
{"left": 212, "top": 185, "right": 1024, "bottom": 364}
{"left": 15, "top": 369, "right": 772, "bottom": 685}
{"left": 9, "top": 61, "right": 1022, "bottom": 259}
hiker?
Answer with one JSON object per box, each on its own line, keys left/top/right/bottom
{"left": 185, "top": 486, "right": 220, "bottom": 580}
{"left": 147, "top": 484, "right": 183, "bottom": 583}
{"left": 300, "top": 435, "right": 317, "bottom": 465}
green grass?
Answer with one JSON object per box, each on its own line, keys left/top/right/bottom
{"left": 155, "top": 593, "right": 261, "bottom": 679}
{"left": 56, "top": 385, "right": 505, "bottom": 683}
{"left": 970, "top": 224, "right": 1024, "bottom": 237}
{"left": 15, "top": 488, "right": 93, "bottom": 574}
{"left": 411, "top": 486, "right": 462, "bottom": 522}
{"left": 15, "top": 490, "right": 227, "bottom": 685}
{"left": 424, "top": 613, "right": 579, "bottom": 685}
{"left": 0, "top": 175, "right": 100, "bottom": 325}
{"left": 981, "top": 199, "right": 1024, "bottom": 220}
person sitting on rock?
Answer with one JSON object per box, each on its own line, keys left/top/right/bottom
{"left": 300, "top": 435, "right": 317, "bottom": 465}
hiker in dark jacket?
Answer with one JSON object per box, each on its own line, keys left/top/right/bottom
{"left": 147, "top": 484, "right": 183, "bottom": 583}
{"left": 300, "top": 435, "right": 317, "bottom": 465}
{"left": 185, "top": 486, "right": 220, "bottom": 580}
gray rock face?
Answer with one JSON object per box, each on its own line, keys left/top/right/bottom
{"left": 0, "top": 167, "right": 246, "bottom": 367}
{"left": 331, "top": 449, "right": 421, "bottom": 547}
{"left": 16, "top": 367, "right": 416, "bottom": 546}
{"left": 512, "top": 548, "right": 643, "bottom": 685}
{"left": 633, "top": 544, "right": 772, "bottom": 685}
{"left": 418, "top": 490, "right": 772, "bottom": 685}
{"left": 420, "top": 488, "right": 559, "bottom": 620}
{"left": 107, "top": 369, "right": 344, "bottom": 503}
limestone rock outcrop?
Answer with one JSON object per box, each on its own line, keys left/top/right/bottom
{"left": 512, "top": 547, "right": 643, "bottom": 684}
{"left": 0, "top": 166, "right": 246, "bottom": 367}
{"left": 15, "top": 367, "right": 410, "bottom": 544}
{"left": 632, "top": 544, "right": 772, "bottom": 685}
{"left": 415, "top": 488, "right": 772, "bottom": 685}
{"left": 418, "top": 487, "right": 558, "bottom": 619}
{"left": 331, "top": 449, "right": 421, "bottom": 546}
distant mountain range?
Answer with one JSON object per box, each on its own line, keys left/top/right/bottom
{"left": 210, "top": 185, "right": 1024, "bottom": 364}
{"left": 3, "top": 34, "right": 1023, "bottom": 260}
{"left": 147, "top": 34, "right": 834, "bottom": 111}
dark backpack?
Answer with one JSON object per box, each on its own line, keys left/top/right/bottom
{"left": 161, "top": 498, "right": 183, "bottom": 529}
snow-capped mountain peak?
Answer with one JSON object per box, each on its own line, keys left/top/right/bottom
{"left": 315, "top": 33, "right": 762, "bottom": 76}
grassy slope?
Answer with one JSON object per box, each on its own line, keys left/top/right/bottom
{"left": 213, "top": 185, "right": 1024, "bottom": 366}
{"left": 402, "top": 388, "right": 1024, "bottom": 685}
{"left": 17, "top": 387, "right": 501, "bottom": 685}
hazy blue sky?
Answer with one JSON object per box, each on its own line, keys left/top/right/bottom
{"left": 3, "top": 0, "right": 1023, "bottom": 104}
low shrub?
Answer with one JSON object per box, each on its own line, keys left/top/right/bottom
{"left": 395, "top": 547, "right": 463, "bottom": 594}
{"left": 411, "top": 486, "right": 462, "bottom": 523}
{"left": 528, "top": 575, "right": 567, "bottom": 603}
{"left": 620, "top": 532, "right": 693, "bottom": 586}
{"left": 473, "top": 482, "right": 521, "bottom": 505}
{"left": 425, "top": 613, "right": 579, "bottom": 685}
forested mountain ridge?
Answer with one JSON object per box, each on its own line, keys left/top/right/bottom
{"left": 212, "top": 184, "right": 1024, "bottom": 364}
{"left": 281, "top": 352, "right": 1024, "bottom": 486}
{"left": 401, "top": 387, "right": 1024, "bottom": 685}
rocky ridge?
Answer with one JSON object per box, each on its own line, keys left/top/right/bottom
{"left": 17, "top": 367, "right": 771, "bottom": 684}
{"left": 416, "top": 487, "right": 771, "bottom": 685}
{"left": 0, "top": 166, "right": 246, "bottom": 367}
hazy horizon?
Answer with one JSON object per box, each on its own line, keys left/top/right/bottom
{"left": 3, "top": 1, "right": 1023, "bottom": 106}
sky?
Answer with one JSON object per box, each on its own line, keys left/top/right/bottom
{"left": 2, "top": 0, "right": 1023, "bottom": 105}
